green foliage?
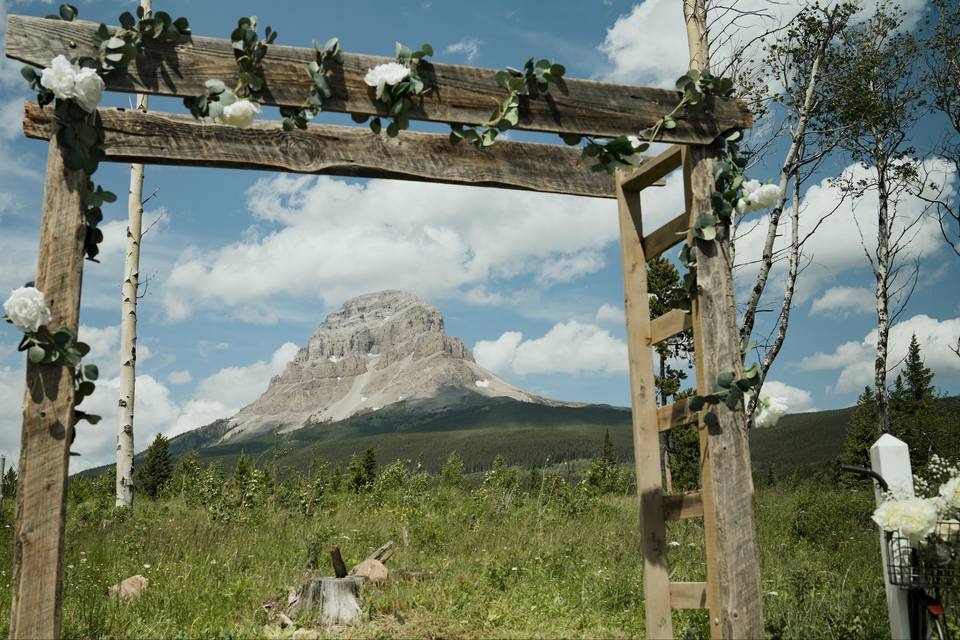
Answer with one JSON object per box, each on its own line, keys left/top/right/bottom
{"left": 136, "top": 434, "right": 173, "bottom": 499}
{"left": 582, "top": 430, "right": 629, "bottom": 496}
{"left": 280, "top": 37, "right": 344, "bottom": 130}
{"left": 689, "top": 362, "right": 761, "bottom": 429}
{"left": 439, "top": 451, "right": 465, "bottom": 488}
{"left": 450, "top": 58, "right": 565, "bottom": 149}
{"left": 1, "top": 467, "right": 16, "bottom": 499}
{"left": 354, "top": 43, "right": 433, "bottom": 137}
{"left": 230, "top": 17, "right": 275, "bottom": 97}
{"left": 348, "top": 447, "right": 378, "bottom": 493}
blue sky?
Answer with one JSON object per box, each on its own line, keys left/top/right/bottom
{"left": 0, "top": 0, "right": 958, "bottom": 468}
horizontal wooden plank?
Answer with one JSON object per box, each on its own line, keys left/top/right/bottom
{"left": 621, "top": 145, "right": 683, "bottom": 191}
{"left": 662, "top": 490, "right": 704, "bottom": 520}
{"left": 6, "top": 15, "right": 751, "bottom": 143}
{"left": 23, "top": 102, "right": 625, "bottom": 197}
{"left": 657, "top": 398, "right": 699, "bottom": 433}
{"left": 670, "top": 582, "right": 708, "bottom": 610}
{"left": 650, "top": 308, "right": 692, "bottom": 345}
{"left": 641, "top": 211, "right": 688, "bottom": 260}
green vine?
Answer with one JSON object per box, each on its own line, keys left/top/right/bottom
{"left": 450, "top": 58, "right": 565, "bottom": 149}
{"left": 280, "top": 37, "right": 344, "bottom": 131}
{"left": 688, "top": 363, "right": 760, "bottom": 429}
{"left": 352, "top": 42, "right": 433, "bottom": 137}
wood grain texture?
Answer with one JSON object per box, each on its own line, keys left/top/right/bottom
{"left": 650, "top": 308, "right": 693, "bottom": 345}
{"left": 685, "top": 145, "right": 763, "bottom": 638}
{"left": 670, "top": 582, "right": 709, "bottom": 610}
{"left": 6, "top": 15, "right": 752, "bottom": 143}
{"left": 23, "top": 102, "right": 624, "bottom": 198}
{"left": 10, "top": 134, "right": 87, "bottom": 640}
{"left": 642, "top": 211, "right": 688, "bottom": 260}
{"left": 621, "top": 145, "right": 683, "bottom": 191}
{"left": 656, "top": 398, "right": 699, "bottom": 433}
{"left": 662, "top": 491, "right": 704, "bottom": 520}
{"left": 615, "top": 171, "right": 672, "bottom": 640}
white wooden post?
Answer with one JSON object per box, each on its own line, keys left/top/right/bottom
{"left": 870, "top": 434, "right": 913, "bottom": 640}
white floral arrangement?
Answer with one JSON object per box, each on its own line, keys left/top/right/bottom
{"left": 364, "top": 62, "right": 410, "bottom": 100}
{"left": 873, "top": 473, "right": 960, "bottom": 546}
{"left": 196, "top": 80, "right": 261, "bottom": 128}
{"left": 753, "top": 395, "right": 789, "bottom": 429}
{"left": 736, "top": 179, "right": 783, "bottom": 215}
{"left": 39, "top": 55, "right": 105, "bottom": 114}
{"left": 3, "top": 286, "right": 52, "bottom": 334}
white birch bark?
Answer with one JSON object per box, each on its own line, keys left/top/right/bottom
{"left": 116, "top": 0, "right": 151, "bottom": 509}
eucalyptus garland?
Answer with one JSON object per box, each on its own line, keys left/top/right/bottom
{"left": 450, "top": 58, "right": 565, "bottom": 150}
{"left": 689, "top": 363, "right": 760, "bottom": 430}
{"left": 353, "top": 42, "right": 433, "bottom": 137}
{"left": 280, "top": 37, "right": 344, "bottom": 131}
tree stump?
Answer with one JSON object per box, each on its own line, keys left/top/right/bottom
{"left": 288, "top": 576, "right": 364, "bottom": 626}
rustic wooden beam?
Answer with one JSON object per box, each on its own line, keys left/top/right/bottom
{"left": 684, "top": 143, "right": 763, "bottom": 637}
{"left": 10, "top": 131, "right": 87, "bottom": 639}
{"left": 22, "top": 102, "right": 629, "bottom": 198}
{"left": 670, "top": 582, "right": 709, "bottom": 610}
{"left": 650, "top": 309, "right": 693, "bottom": 345}
{"left": 6, "top": 15, "right": 752, "bottom": 144}
{"left": 621, "top": 144, "right": 683, "bottom": 192}
{"left": 616, "top": 171, "right": 672, "bottom": 639}
{"left": 642, "top": 211, "right": 688, "bottom": 261}
{"left": 656, "top": 397, "right": 699, "bottom": 433}
{"left": 662, "top": 490, "right": 704, "bottom": 520}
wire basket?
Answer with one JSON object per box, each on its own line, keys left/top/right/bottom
{"left": 886, "top": 520, "right": 960, "bottom": 590}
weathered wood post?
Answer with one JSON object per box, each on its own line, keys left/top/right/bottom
{"left": 683, "top": 0, "right": 764, "bottom": 637}
{"left": 871, "top": 434, "right": 913, "bottom": 639}
{"left": 10, "top": 132, "right": 87, "bottom": 639}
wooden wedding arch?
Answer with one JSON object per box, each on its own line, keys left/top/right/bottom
{"left": 5, "top": 13, "right": 762, "bottom": 640}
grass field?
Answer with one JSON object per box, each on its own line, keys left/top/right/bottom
{"left": 0, "top": 464, "right": 895, "bottom": 639}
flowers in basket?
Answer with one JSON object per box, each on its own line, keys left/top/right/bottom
{"left": 872, "top": 473, "right": 960, "bottom": 550}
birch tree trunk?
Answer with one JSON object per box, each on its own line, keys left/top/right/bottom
{"left": 116, "top": 0, "right": 151, "bottom": 509}
{"left": 875, "top": 167, "right": 892, "bottom": 434}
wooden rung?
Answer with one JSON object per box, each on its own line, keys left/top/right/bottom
{"left": 656, "top": 398, "right": 699, "bottom": 432}
{"left": 650, "top": 309, "right": 693, "bottom": 345}
{"left": 641, "top": 211, "right": 688, "bottom": 260}
{"left": 620, "top": 145, "right": 683, "bottom": 191}
{"left": 662, "top": 491, "right": 704, "bottom": 520}
{"left": 669, "top": 582, "right": 708, "bottom": 609}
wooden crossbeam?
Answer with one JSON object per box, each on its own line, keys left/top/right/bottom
{"left": 620, "top": 145, "right": 683, "bottom": 191}
{"left": 670, "top": 582, "right": 709, "bottom": 610}
{"left": 6, "top": 15, "right": 752, "bottom": 144}
{"left": 650, "top": 309, "right": 692, "bottom": 345}
{"left": 656, "top": 398, "right": 699, "bottom": 432}
{"left": 641, "top": 211, "right": 688, "bottom": 260}
{"left": 23, "top": 102, "right": 632, "bottom": 198}
{"left": 662, "top": 491, "right": 704, "bottom": 520}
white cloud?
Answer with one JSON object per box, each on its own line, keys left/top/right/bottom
{"left": 475, "top": 321, "right": 627, "bottom": 376}
{"left": 167, "top": 370, "right": 192, "bottom": 385}
{"left": 797, "top": 314, "right": 960, "bottom": 394}
{"left": 758, "top": 380, "right": 815, "bottom": 414}
{"left": 810, "top": 286, "right": 875, "bottom": 317}
{"left": 97, "top": 209, "right": 167, "bottom": 260}
{"left": 0, "top": 98, "right": 22, "bottom": 140}
{"left": 537, "top": 250, "right": 605, "bottom": 284}
{"left": 78, "top": 324, "right": 151, "bottom": 378}
{"left": 599, "top": 0, "right": 928, "bottom": 88}
{"left": 443, "top": 37, "right": 481, "bottom": 63}
{"left": 595, "top": 303, "right": 626, "bottom": 325}
{"left": 161, "top": 176, "right": 615, "bottom": 321}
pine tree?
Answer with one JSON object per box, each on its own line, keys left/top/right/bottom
{"left": 841, "top": 386, "right": 879, "bottom": 470}
{"left": 1, "top": 467, "right": 17, "bottom": 499}
{"left": 361, "top": 448, "right": 377, "bottom": 486}
{"left": 891, "top": 335, "right": 938, "bottom": 468}
{"left": 136, "top": 433, "right": 172, "bottom": 499}
{"left": 903, "top": 334, "right": 935, "bottom": 401}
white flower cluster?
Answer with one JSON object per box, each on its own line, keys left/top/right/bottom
{"left": 753, "top": 395, "right": 789, "bottom": 429}
{"left": 873, "top": 496, "right": 940, "bottom": 544}
{"left": 3, "top": 286, "right": 52, "bottom": 334}
{"left": 40, "top": 55, "right": 104, "bottom": 113}
{"left": 736, "top": 179, "right": 782, "bottom": 215}
{"left": 364, "top": 62, "right": 410, "bottom": 100}
{"left": 205, "top": 80, "right": 260, "bottom": 128}
{"left": 940, "top": 477, "right": 960, "bottom": 512}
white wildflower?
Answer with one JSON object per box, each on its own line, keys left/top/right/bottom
{"left": 40, "top": 55, "right": 104, "bottom": 113}
{"left": 364, "top": 62, "right": 410, "bottom": 100}
{"left": 668, "top": 541, "right": 681, "bottom": 548}
{"left": 872, "top": 496, "right": 940, "bottom": 543}
{"left": 3, "top": 286, "right": 52, "bottom": 333}
{"left": 218, "top": 99, "right": 260, "bottom": 128}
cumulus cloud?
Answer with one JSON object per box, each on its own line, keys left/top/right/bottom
{"left": 810, "top": 286, "right": 875, "bottom": 317}
{"left": 475, "top": 321, "right": 627, "bottom": 376}
{"left": 797, "top": 314, "right": 960, "bottom": 394}
{"left": 758, "top": 380, "right": 815, "bottom": 414}
{"left": 161, "top": 176, "right": 617, "bottom": 321}
{"left": 167, "top": 370, "right": 192, "bottom": 385}
{"left": 443, "top": 37, "right": 481, "bottom": 63}
{"left": 595, "top": 303, "right": 626, "bottom": 325}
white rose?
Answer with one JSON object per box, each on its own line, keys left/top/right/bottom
{"left": 872, "top": 496, "right": 940, "bottom": 544}
{"left": 753, "top": 396, "right": 788, "bottom": 428}
{"left": 364, "top": 62, "right": 410, "bottom": 100}
{"left": 72, "top": 66, "right": 105, "bottom": 113}
{"left": 3, "top": 286, "right": 52, "bottom": 334}
{"left": 40, "top": 55, "right": 76, "bottom": 100}
{"left": 939, "top": 477, "right": 960, "bottom": 512}
{"left": 737, "top": 179, "right": 783, "bottom": 215}
{"left": 217, "top": 99, "right": 260, "bottom": 128}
